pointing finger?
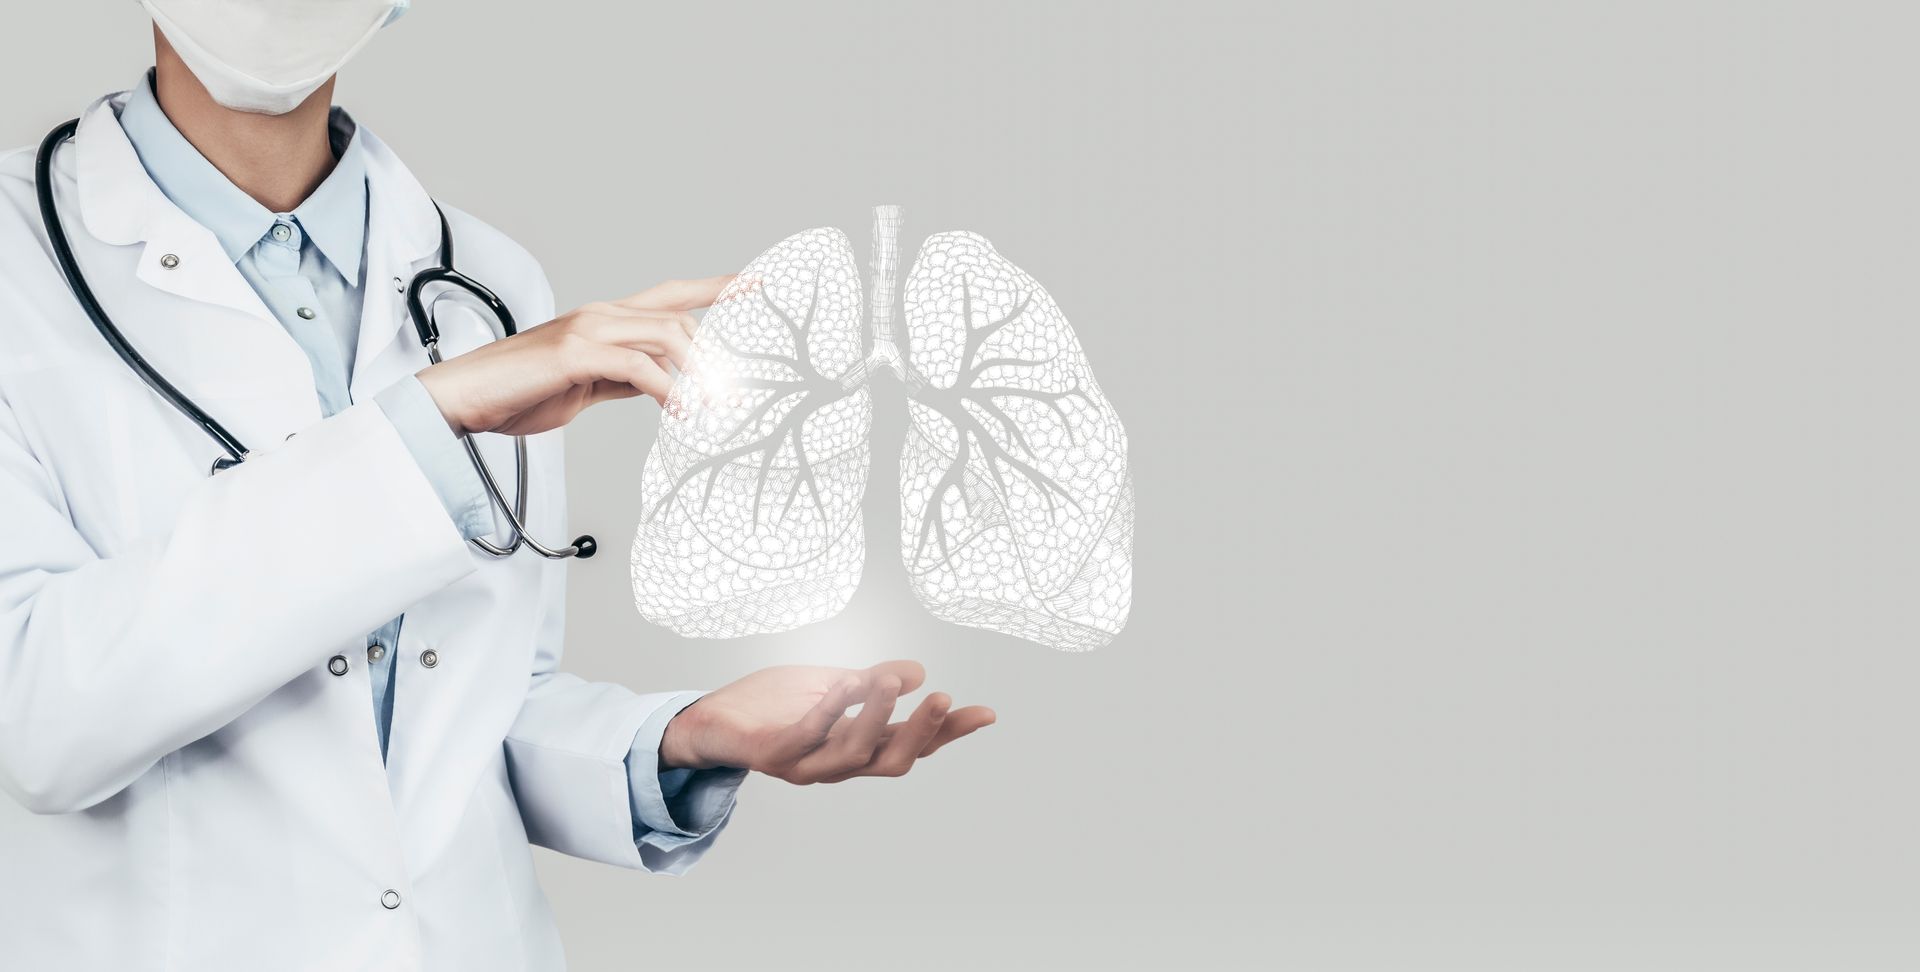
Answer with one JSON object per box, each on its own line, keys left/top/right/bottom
{"left": 619, "top": 275, "right": 736, "bottom": 313}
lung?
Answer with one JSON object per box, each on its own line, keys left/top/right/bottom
{"left": 631, "top": 207, "right": 1133, "bottom": 650}
{"left": 629, "top": 228, "right": 873, "bottom": 638}
{"left": 897, "top": 231, "right": 1133, "bottom": 651}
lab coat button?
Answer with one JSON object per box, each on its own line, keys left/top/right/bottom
{"left": 327, "top": 655, "right": 349, "bottom": 676}
{"left": 393, "top": 276, "right": 406, "bottom": 293}
{"left": 419, "top": 649, "right": 439, "bottom": 669}
{"left": 381, "top": 890, "right": 401, "bottom": 910}
{"left": 296, "top": 306, "right": 316, "bottom": 320}
{"left": 367, "top": 644, "right": 386, "bottom": 663}
{"left": 158, "top": 253, "right": 179, "bottom": 269}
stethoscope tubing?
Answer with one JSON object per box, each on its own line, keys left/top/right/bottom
{"left": 34, "top": 118, "right": 594, "bottom": 559}
{"left": 36, "top": 119, "right": 250, "bottom": 470}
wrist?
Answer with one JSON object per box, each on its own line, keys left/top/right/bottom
{"left": 413, "top": 366, "right": 468, "bottom": 436}
{"left": 658, "top": 698, "right": 712, "bottom": 771}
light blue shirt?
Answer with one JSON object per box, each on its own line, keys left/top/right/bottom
{"left": 116, "top": 72, "right": 740, "bottom": 844}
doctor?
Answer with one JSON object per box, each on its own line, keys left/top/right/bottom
{"left": 0, "top": 2, "right": 993, "bottom": 969}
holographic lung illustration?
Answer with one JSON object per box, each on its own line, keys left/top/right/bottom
{"left": 632, "top": 207, "right": 1132, "bottom": 651}
{"left": 629, "top": 230, "right": 873, "bottom": 638}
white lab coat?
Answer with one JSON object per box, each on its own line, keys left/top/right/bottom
{"left": 0, "top": 94, "right": 709, "bottom": 970}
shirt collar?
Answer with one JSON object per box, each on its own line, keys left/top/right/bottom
{"left": 116, "top": 70, "right": 369, "bottom": 283}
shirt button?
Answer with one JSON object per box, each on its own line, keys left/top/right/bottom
{"left": 367, "top": 644, "right": 386, "bottom": 663}
{"left": 296, "top": 306, "right": 317, "bottom": 320}
{"left": 327, "top": 655, "right": 349, "bottom": 677}
{"left": 420, "top": 649, "right": 439, "bottom": 669}
{"left": 381, "top": 889, "right": 402, "bottom": 910}
{"left": 271, "top": 223, "right": 293, "bottom": 242}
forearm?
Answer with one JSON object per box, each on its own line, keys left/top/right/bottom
{"left": 0, "top": 403, "right": 474, "bottom": 813}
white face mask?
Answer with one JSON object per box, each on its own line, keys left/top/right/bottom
{"left": 139, "top": 0, "right": 409, "bottom": 115}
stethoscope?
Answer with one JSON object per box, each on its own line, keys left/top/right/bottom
{"left": 33, "top": 118, "right": 596, "bottom": 560}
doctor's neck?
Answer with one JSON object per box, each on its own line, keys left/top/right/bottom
{"left": 152, "top": 27, "right": 339, "bottom": 214}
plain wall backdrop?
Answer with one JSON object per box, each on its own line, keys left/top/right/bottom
{"left": 5, "top": 2, "right": 1917, "bottom": 970}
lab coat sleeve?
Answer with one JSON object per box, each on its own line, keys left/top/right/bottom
{"left": 0, "top": 399, "right": 477, "bottom": 814}
{"left": 625, "top": 693, "right": 748, "bottom": 871}
{"left": 500, "top": 428, "right": 740, "bottom": 874}
{"left": 374, "top": 375, "right": 493, "bottom": 541}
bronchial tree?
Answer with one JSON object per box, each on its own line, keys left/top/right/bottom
{"left": 649, "top": 275, "right": 858, "bottom": 532}
{"left": 896, "top": 225, "right": 1133, "bottom": 652}
{"left": 899, "top": 286, "right": 1092, "bottom": 566}
{"left": 631, "top": 227, "right": 874, "bottom": 638}
{"left": 632, "top": 207, "right": 1133, "bottom": 652}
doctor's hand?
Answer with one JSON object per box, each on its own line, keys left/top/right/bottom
{"left": 658, "top": 661, "right": 995, "bottom": 783}
{"left": 416, "top": 276, "right": 733, "bottom": 436}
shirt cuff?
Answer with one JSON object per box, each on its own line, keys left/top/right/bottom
{"left": 626, "top": 691, "right": 747, "bottom": 850}
{"left": 374, "top": 376, "right": 492, "bottom": 540}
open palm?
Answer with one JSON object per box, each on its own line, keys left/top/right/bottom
{"left": 659, "top": 661, "right": 994, "bottom": 784}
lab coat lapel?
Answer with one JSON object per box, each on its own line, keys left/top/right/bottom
{"left": 69, "top": 94, "right": 321, "bottom": 446}
{"left": 73, "top": 96, "right": 279, "bottom": 325}
{"left": 348, "top": 127, "right": 443, "bottom": 402}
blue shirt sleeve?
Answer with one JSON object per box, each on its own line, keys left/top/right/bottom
{"left": 374, "top": 376, "right": 493, "bottom": 541}
{"left": 626, "top": 691, "right": 747, "bottom": 851}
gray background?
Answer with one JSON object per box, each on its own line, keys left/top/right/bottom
{"left": 5, "top": 1, "right": 1916, "bottom": 969}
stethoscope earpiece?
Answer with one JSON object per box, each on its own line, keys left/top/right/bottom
{"left": 570, "top": 536, "right": 597, "bottom": 559}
